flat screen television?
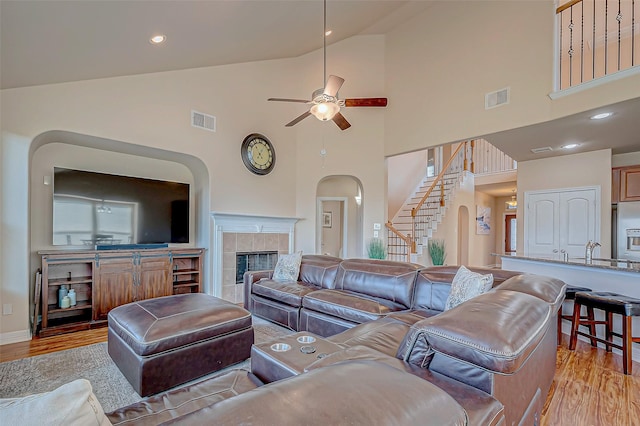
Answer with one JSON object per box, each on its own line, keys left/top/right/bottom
{"left": 53, "top": 167, "right": 190, "bottom": 247}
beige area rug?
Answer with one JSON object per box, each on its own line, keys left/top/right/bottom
{"left": 0, "top": 318, "right": 292, "bottom": 413}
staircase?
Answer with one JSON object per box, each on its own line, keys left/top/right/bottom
{"left": 386, "top": 139, "right": 517, "bottom": 263}
{"left": 386, "top": 142, "right": 467, "bottom": 262}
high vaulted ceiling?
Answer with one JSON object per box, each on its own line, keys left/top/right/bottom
{"left": 1, "top": 0, "right": 639, "bottom": 165}
{"left": 0, "top": 0, "right": 429, "bottom": 89}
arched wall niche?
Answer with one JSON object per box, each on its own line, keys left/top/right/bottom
{"left": 315, "top": 175, "right": 364, "bottom": 258}
{"left": 28, "top": 130, "right": 212, "bottom": 292}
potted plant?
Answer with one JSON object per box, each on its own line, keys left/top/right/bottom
{"left": 367, "top": 238, "right": 387, "bottom": 260}
{"left": 428, "top": 239, "right": 446, "bottom": 265}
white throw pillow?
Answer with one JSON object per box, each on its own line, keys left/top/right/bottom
{"left": 272, "top": 251, "right": 303, "bottom": 282}
{"left": 444, "top": 266, "right": 494, "bottom": 311}
{"left": 0, "top": 379, "right": 111, "bottom": 426}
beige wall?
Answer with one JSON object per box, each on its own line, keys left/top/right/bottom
{"left": 294, "top": 36, "right": 386, "bottom": 258}
{"left": 517, "top": 149, "right": 612, "bottom": 256}
{"left": 384, "top": 1, "right": 640, "bottom": 157}
{"left": 0, "top": 35, "right": 385, "bottom": 339}
{"left": 613, "top": 152, "right": 640, "bottom": 167}
{"left": 387, "top": 150, "right": 426, "bottom": 219}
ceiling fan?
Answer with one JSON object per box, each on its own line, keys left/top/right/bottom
{"left": 268, "top": 0, "right": 388, "bottom": 131}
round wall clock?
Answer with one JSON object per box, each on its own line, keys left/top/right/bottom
{"left": 241, "top": 133, "right": 276, "bottom": 175}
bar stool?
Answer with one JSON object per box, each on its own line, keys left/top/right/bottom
{"left": 569, "top": 291, "right": 640, "bottom": 375}
{"left": 557, "top": 286, "right": 595, "bottom": 346}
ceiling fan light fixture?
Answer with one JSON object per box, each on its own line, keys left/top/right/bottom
{"left": 310, "top": 101, "right": 339, "bottom": 121}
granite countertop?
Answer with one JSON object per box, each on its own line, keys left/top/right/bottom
{"left": 495, "top": 253, "right": 640, "bottom": 274}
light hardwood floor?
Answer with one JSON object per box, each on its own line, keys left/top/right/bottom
{"left": 1, "top": 330, "right": 639, "bottom": 424}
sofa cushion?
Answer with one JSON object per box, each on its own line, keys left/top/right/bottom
{"left": 494, "top": 273, "right": 566, "bottom": 311}
{"left": 161, "top": 361, "right": 468, "bottom": 426}
{"left": 327, "top": 317, "right": 412, "bottom": 356}
{"left": 272, "top": 251, "right": 302, "bottom": 282}
{"left": 106, "top": 370, "right": 259, "bottom": 426}
{"left": 0, "top": 379, "right": 111, "bottom": 426}
{"left": 304, "top": 345, "right": 408, "bottom": 373}
{"left": 414, "top": 266, "right": 521, "bottom": 311}
{"left": 333, "top": 259, "right": 419, "bottom": 308}
{"left": 401, "top": 290, "right": 551, "bottom": 374}
{"left": 445, "top": 265, "right": 494, "bottom": 310}
{"left": 252, "top": 279, "right": 319, "bottom": 307}
{"left": 298, "top": 254, "right": 342, "bottom": 289}
{"left": 303, "top": 289, "right": 409, "bottom": 324}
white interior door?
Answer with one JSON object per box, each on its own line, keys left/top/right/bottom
{"left": 560, "top": 190, "right": 597, "bottom": 258}
{"left": 526, "top": 193, "right": 559, "bottom": 257}
{"left": 525, "top": 187, "right": 599, "bottom": 259}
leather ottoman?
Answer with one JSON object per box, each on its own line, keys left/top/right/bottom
{"left": 108, "top": 293, "right": 254, "bottom": 396}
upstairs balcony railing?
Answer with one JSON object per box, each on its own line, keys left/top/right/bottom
{"left": 557, "top": 0, "right": 639, "bottom": 90}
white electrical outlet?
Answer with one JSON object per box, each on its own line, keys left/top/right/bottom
{"left": 373, "top": 231, "right": 379, "bottom": 238}
{"left": 3, "top": 304, "right": 12, "bottom": 315}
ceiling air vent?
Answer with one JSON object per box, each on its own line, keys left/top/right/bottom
{"left": 191, "top": 110, "right": 216, "bottom": 132}
{"left": 485, "top": 87, "right": 510, "bottom": 109}
{"left": 531, "top": 146, "right": 553, "bottom": 154}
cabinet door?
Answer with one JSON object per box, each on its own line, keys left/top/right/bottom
{"left": 526, "top": 193, "right": 559, "bottom": 257}
{"left": 94, "top": 258, "right": 136, "bottom": 321}
{"left": 620, "top": 167, "right": 640, "bottom": 201}
{"left": 138, "top": 256, "right": 172, "bottom": 301}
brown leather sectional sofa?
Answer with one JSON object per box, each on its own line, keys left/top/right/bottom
{"left": 244, "top": 255, "right": 524, "bottom": 336}
{"left": 108, "top": 256, "right": 566, "bottom": 425}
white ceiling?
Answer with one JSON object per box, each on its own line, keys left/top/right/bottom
{"left": 0, "top": 0, "right": 429, "bottom": 89}
{"left": 2, "top": 0, "right": 639, "bottom": 168}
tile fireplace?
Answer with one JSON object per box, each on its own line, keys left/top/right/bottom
{"left": 211, "top": 213, "right": 299, "bottom": 304}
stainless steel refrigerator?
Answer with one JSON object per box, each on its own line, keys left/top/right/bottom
{"left": 616, "top": 201, "right": 640, "bottom": 261}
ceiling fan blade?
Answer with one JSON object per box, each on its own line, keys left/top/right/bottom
{"left": 324, "top": 75, "right": 345, "bottom": 97}
{"left": 332, "top": 112, "right": 351, "bottom": 131}
{"left": 268, "top": 98, "right": 310, "bottom": 103}
{"left": 285, "top": 111, "right": 312, "bottom": 127}
{"left": 344, "top": 98, "right": 388, "bottom": 107}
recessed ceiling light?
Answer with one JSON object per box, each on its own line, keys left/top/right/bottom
{"left": 590, "top": 112, "right": 612, "bottom": 120}
{"left": 149, "top": 34, "right": 166, "bottom": 44}
{"left": 325, "top": 30, "right": 332, "bottom": 36}
{"left": 561, "top": 143, "right": 580, "bottom": 149}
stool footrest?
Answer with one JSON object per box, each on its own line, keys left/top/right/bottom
{"left": 575, "top": 330, "right": 623, "bottom": 352}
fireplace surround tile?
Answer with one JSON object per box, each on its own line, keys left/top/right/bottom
{"left": 211, "top": 213, "right": 300, "bottom": 304}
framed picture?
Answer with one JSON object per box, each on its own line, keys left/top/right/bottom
{"left": 322, "top": 211, "right": 332, "bottom": 228}
{"left": 476, "top": 205, "right": 491, "bottom": 235}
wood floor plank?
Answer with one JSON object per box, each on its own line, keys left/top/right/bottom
{"left": 1, "top": 328, "right": 639, "bottom": 425}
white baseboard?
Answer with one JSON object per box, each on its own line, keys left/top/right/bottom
{"left": 0, "top": 329, "right": 31, "bottom": 345}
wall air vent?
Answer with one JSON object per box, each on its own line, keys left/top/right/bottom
{"left": 531, "top": 146, "right": 553, "bottom": 154}
{"left": 485, "top": 87, "right": 510, "bottom": 109}
{"left": 191, "top": 110, "right": 216, "bottom": 132}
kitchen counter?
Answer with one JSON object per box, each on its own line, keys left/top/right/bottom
{"left": 496, "top": 253, "right": 640, "bottom": 362}
{"left": 494, "top": 253, "right": 640, "bottom": 274}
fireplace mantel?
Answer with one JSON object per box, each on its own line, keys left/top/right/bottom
{"left": 210, "top": 212, "right": 300, "bottom": 299}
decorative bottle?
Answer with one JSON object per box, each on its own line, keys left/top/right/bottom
{"left": 61, "top": 295, "right": 71, "bottom": 309}
{"left": 68, "top": 288, "right": 77, "bottom": 306}
{"left": 58, "top": 285, "right": 68, "bottom": 308}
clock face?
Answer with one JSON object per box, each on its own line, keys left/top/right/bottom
{"left": 241, "top": 133, "right": 275, "bottom": 175}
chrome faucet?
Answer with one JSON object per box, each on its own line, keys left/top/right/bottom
{"left": 585, "top": 240, "right": 601, "bottom": 264}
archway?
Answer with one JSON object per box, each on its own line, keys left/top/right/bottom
{"left": 316, "top": 176, "right": 364, "bottom": 258}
